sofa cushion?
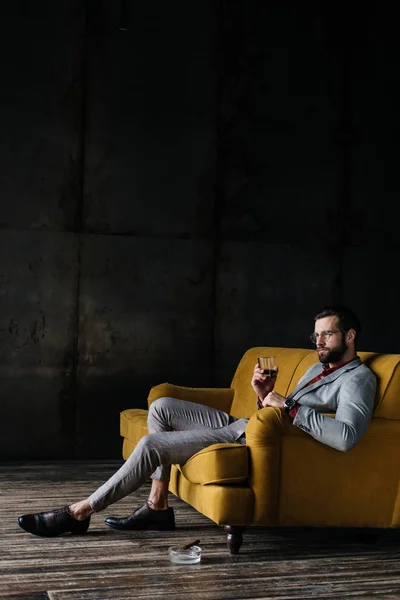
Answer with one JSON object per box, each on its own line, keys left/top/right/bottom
{"left": 177, "top": 443, "right": 249, "bottom": 485}
{"left": 360, "top": 353, "right": 400, "bottom": 420}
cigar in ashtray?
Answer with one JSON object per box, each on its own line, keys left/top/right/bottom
{"left": 169, "top": 539, "right": 202, "bottom": 564}
{"left": 180, "top": 538, "right": 200, "bottom": 550}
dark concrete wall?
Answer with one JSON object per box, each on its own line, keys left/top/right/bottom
{"left": 0, "top": 1, "right": 399, "bottom": 459}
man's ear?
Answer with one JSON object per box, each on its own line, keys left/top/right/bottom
{"left": 346, "top": 328, "right": 356, "bottom": 343}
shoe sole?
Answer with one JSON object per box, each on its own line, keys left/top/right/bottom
{"left": 104, "top": 521, "right": 175, "bottom": 531}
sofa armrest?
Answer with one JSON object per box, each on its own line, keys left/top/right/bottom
{"left": 277, "top": 417, "right": 400, "bottom": 528}
{"left": 244, "top": 407, "right": 285, "bottom": 525}
{"left": 281, "top": 414, "right": 400, "bottom": 440}
{"left": 147, "top": 383, "right": 235, "bottom": 414}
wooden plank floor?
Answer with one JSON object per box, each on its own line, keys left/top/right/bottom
{"left": 1, "top": 461, "right": 400, "bottom": 600}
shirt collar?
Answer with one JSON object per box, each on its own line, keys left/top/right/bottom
{"left": 321, "top": 358, "right": 356, "bottom": 375}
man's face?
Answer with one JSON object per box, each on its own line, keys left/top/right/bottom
{"left": 314, "top": 316, "right": 347, "bottom": 364}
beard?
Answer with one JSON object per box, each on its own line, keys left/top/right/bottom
{"left": 317, "top": 335, "right": 348, "bottom": 365}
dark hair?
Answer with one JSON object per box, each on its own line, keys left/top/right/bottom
{"left": 314, "top": 305, "right": 361, "bottom": 338}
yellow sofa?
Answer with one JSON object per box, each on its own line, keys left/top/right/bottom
{"left": 120, "top": 347, "right": 400, "bottom": 553}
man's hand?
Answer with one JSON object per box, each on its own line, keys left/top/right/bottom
{"left": 251, "top": 362, "right": 278, "bottom": 401}
{"left": 261, "top": 390, "right": 286, "bottom": 409}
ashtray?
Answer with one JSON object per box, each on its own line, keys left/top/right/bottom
{"left": 169, "top": 544, "right": 202, "bottom": 564}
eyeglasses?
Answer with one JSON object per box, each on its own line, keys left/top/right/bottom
{"left": 309, "top": 330, "right": 343, "bottom": 344}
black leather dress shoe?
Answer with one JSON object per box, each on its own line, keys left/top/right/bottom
{"left": 18, "top": 506, "right": 91, "bottom": 537}
{"left": 104, "top": 502, "right": 175, "bottom": 531}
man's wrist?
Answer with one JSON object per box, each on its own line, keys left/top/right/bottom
{"left": 284, "top": 400, "right": 301, "bottom": 419}
{"left": 284, "top": 397, "right": 298, "bottom": 414}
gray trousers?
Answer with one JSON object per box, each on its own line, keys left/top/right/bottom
{"left": 87, "top": 397, "right": 249, "bottom": 512}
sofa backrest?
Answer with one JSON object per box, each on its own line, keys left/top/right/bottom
{"left": 229, "top": 346, "right": 400, "bottom": 421}
{"left": 230, "top": 347, "right": 315, "bottom": 418}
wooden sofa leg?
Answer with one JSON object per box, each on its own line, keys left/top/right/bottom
{"left": 224, "top": 525, "right": 246, "bottom": 554}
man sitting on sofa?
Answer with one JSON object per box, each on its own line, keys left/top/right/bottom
{"left": 18, "top": 305, "right": 377, "bottom": 538}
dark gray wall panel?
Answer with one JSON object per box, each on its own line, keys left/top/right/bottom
{"left": 0, "top": 1, "right": 84, "bottom": 231}
{"left": 76, "top": 235, "right": 214, "bottom": 457}
{"left": 0, "top": 230, "right": 78, "bottom": 458}
{"left": 83, "top": 0, "right": 218, "bottom": 237}
{"left": 215, "top": 242, "right": 340, "bottom": 385}
{"left": 351, "top": 12, "right": 400, "bottom": 246}
{"left": 342, "top": 245, "right": 400, "bottom": 354}
{"left": 1, "top": 1, "right": 400, "bottom": 460}
{"left": 0, "top": 368, "right": 74, "bottom": 459}
{"left": 0, "top": 231, "right": 78, "bottom": 366}
{"left": 218, "top": 4, "right": 340, "bottom": 244}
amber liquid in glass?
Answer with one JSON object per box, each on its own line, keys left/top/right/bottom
{"left": 262, "top": 369, "right": 277, "bottom": 378}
